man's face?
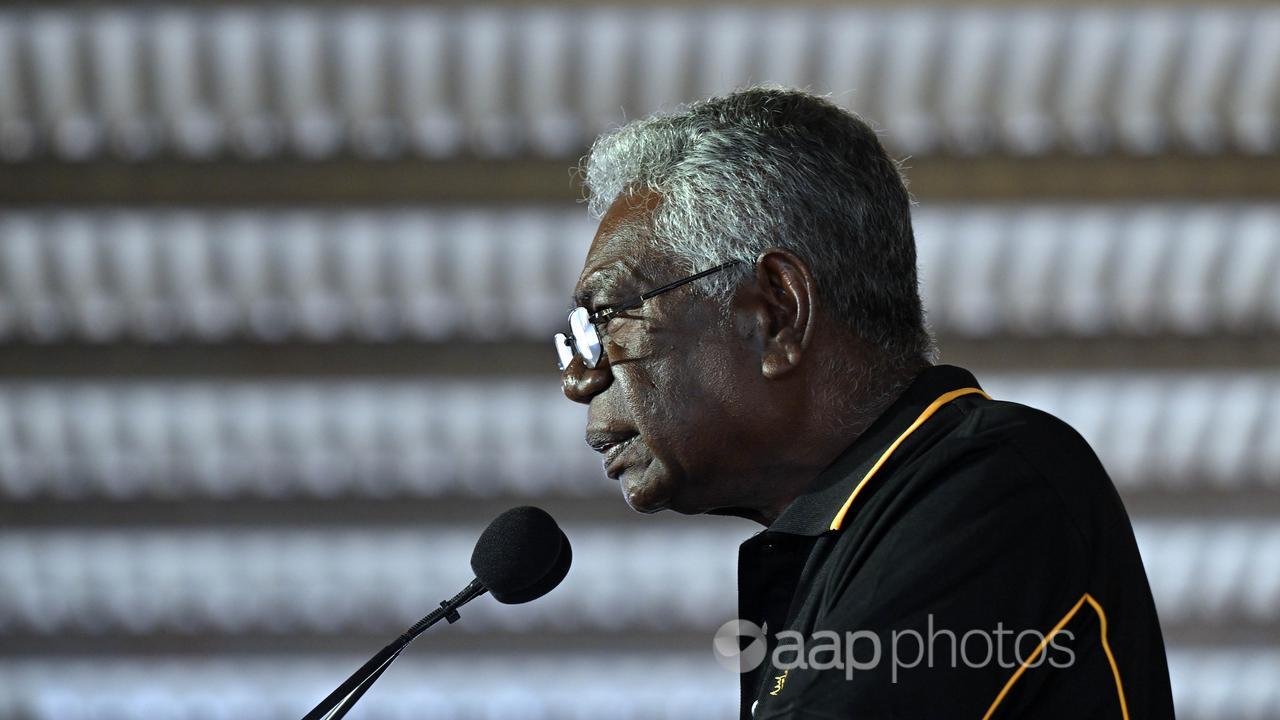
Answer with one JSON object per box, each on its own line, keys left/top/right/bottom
{"left": 563, "top": 193, "right": 761, "bottom": 515}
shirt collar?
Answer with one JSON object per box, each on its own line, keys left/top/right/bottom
{"left": 765, "top": 364, "right": 984, "bottom": 537}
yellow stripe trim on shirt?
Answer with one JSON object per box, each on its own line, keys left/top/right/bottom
{"left": 981, "top": 592, "right": 1131, "bottom": 720}
{"left": 828, "top": 386, "right": 989, "bottom": 531}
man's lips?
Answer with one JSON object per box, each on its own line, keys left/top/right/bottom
{"left": 585, "top": 428, "right": 639, "bottom": 478}
{"left": 602, "top": 436, "right": 638, "bottom": 479}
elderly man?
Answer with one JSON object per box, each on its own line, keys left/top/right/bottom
{"left": 556, "top": 87, "right": 1173, "bottom": 719}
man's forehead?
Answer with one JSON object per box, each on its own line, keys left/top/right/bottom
{"left": 574, "top": 194, "right": 661, "bottom": 294}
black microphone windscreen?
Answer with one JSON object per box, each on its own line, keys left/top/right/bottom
{"left": 470, "top": 506, "right": 572, "bottom": 605}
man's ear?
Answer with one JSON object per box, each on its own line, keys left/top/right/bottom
{"left": 747, "top": 248, "right": 816, "bottom": 379}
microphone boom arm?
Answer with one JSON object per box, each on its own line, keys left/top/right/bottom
{"left": 301, "top": 578, "right": 488, "bottom": 720}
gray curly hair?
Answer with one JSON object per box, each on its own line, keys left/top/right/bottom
{"left": 580, "top": 86, "right": 935, "bottom": 372}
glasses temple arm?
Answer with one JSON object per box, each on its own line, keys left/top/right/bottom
{"left": 638, "top": 259, "right": 741, "bottom": 301}
{"left": 591, "top": 259, "right": 742, "bottom": 323}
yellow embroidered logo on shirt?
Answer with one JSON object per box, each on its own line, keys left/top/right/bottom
{"left": 770, "top": 669, "right": 789, "bottom": 696}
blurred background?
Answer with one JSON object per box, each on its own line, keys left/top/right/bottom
{"left": 0, "top": 1, "right": 1278, "bottom": 718}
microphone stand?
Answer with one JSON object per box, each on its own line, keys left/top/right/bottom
{"left": 301, "top": 578, "right": 487, "bottom": 720}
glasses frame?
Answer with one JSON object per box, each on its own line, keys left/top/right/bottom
{"left": 556, "top": 259, "right": 742, "bottom": 370}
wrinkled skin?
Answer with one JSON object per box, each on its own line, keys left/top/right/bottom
{"left": 562, "top": 190, "right": 884, "bottom": 526}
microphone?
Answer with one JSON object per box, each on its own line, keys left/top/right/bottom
{"left": 301, "top": 506, "right": 572, "bottom": 720}
{"left": 471, "top": 505, "right": 573, "bottom": 604}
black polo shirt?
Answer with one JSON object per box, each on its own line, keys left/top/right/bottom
{"left": 738, "top": 364, "right": 1174, "bottom": 719}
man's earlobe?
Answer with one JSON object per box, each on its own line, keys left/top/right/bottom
{"left": 761, "top": 336, "right": 804, "bottom": 379}
{"left": 754, "top": 249, "right": 815, "bottom": 379}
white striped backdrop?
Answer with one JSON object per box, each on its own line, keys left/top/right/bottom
{"left": 2, "top": 4, "right": 1277, "bottom": 719}
{"left": 0, "top": 5, "right": 1277, "bottom": 160}
{"left": 1, "top": 205, "right": 1277, "bottom": 343}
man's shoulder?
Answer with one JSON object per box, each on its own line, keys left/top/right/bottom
{"left": 946, "top": 392, "right": 1111, "bottom": 487}
{"left": 918, "top": 392, "right": 1127, "bottom": 548}
{"left": 836, "top": 391, "right": 1130, "bottom": 584}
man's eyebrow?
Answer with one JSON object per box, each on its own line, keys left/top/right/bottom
{"left": 571, "top": 264, "right": 635, "bottom": 308}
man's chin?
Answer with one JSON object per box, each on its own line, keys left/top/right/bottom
{"left": 619, "top": 468, "right": 671, "bottom": 514}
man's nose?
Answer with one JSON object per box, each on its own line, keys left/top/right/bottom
{"left": 562, "top": 355, "right": 612, "bottom": 404}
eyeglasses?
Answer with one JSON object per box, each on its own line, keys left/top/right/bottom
{"left": 555, "top": 259, "right": 741, "bottom": 370}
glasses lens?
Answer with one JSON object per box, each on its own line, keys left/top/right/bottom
{"left": 553, "top": 332, "right": 574, "bottom": 371}
{"left": 568, "top": 307, "right": 602, "bottom": 368}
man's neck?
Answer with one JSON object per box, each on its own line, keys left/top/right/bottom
{"left": 753, "top": 365, "right": 919, "bottom": 526}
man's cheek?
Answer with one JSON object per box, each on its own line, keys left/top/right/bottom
{"left": 608, "top": 323, "right": 651, "bottom": 357}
